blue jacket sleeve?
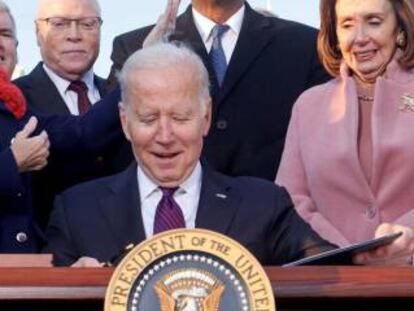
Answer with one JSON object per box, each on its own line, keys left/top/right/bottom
{"left": 34, "top": 87, "right": 123, "bottom": 157}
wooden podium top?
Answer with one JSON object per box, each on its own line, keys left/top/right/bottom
{"left": 0, "top": 254, "right": 52, "bottom": 267}
{"left": 0, "top": 266, "right": 413, "bottom": 300}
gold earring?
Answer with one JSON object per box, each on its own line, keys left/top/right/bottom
{"left": 397, "top": 32, "right": 406, "bottom": 47}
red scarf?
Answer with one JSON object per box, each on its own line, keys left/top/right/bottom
{"left": 0, "top": 68, "right": 27, "bottom": 119}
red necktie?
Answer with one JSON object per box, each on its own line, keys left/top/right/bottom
{"left": 153, "top": 187, "right": 186, "bottom": 235}
{"left": 68, "top": 80, "right": 92, "bottom": 115}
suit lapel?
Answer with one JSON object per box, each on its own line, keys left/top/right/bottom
{"left": 94, "top": 75, "right": 108, "bottom": 97}
{"left": 99, "top": 164, "right": 240, "bottom": 244}
{"left": 26, "top": 63, "right": 71, "bottom": 114}
{"left": 99, "top": 164, "right": 146, "bottom": 249}
{"left": 196, "top": 167, "right": 240, "bottom": 234}
{"left": 174, "top": 5, "right": 276, "bottom": 107}
{"left": 218, "top": 4, "right": 275, "bottom": 103}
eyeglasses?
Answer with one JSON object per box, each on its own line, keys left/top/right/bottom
{"left": 37, "top": 16, "right": 102, "bottom": 32}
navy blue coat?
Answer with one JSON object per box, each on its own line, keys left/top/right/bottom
{"left": 45, "top": 164, "right": 334, "bottom": 266}
{"left": 0, "top": 87, "right": 122, "bottom": 253}
{"left": 14, "top": 63, "right": 132, "bottom": 230}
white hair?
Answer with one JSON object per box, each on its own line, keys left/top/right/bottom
{"left": 0, "top": 0, "right": 10, "bottom": 11}
{"left": 0, "top": 0, "right": 16, "bottom": 36}
{"left": 118, "top": 42, "right": 210, "bottom": 112}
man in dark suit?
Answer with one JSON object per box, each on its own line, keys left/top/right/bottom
{"left": 16, "top": 0, "right": 104, "bottom": 115}
{"left": 106, "top": 0, "right": 331, "bottom": 181}
{"left": 45, "top": 43, "right": 413, "bottom": 267}
{"left": 14, "top": 64, "right": 106, "bottom": 115}
{"left": 46, "top": 42, "right": 332, "bottom": 266}
{"left": 14, "top": 0, "right": 131, "bottom": 229}
{"left": 46, "top": 159, "right": 331, "bottom": 266}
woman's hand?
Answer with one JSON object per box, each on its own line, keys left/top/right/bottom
{"left": 353, "top": 223, "right": 414, "bottom": 266}
{"left": 11, "top": 116, "right": 50, "bottom": 173}
{"left": 143, "top": 0, "right": 181, "bottom": 47}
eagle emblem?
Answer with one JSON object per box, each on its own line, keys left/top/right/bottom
{"left": 154, "top": 268, "right": 225, "bottom": 311}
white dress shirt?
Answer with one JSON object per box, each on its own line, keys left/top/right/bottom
{"left": 137, "top": 162, "right": 202, "bottom": 238}
{"left": 43, "top": 64, "right": 101, "bottom": 115}
{"left": 192, "top": 5, "right": 245, "bottom": 64}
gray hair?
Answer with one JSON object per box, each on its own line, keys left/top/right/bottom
{"left": 0, "top": 1, "right": 16, "bottom": 37}
{"left": 118, "top": 42, "right": 210, "bottom": 113}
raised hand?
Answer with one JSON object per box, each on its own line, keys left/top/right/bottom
{"left": 143, "top": 0, "right": 181, "bottom": 47}
{"left": 11, "top": 116, "right": 50, "bottom": 173}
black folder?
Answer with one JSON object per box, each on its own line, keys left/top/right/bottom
{"left": 283, "top": 231, "right": 402, "bottom": 266}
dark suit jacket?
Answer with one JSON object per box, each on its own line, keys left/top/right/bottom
{"left": 107, "top": 3, "right": 331, "bottom": 180}
{"left": 14, "top": 62, "right": 107, "bottom": 115}
{"left": 14, "top": 63, "right": 132, "bottom": 229}
{"left": 0, "top": 88, "right": 124, "bottom": 252}
{"left": 45, "top": 164, "right": 334, "bottom": 266}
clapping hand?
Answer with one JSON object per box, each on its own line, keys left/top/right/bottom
{"left": 11, "top": 116, "right": 50, "bottom": 173}
{"left": 143, "top": 0, "right": 181, "bottom": 47}
{"left": 353, "top": 223, "right": 414, "bottom": 266}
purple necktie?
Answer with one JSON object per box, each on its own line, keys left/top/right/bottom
{"left": 68, "top": 80, "right": 92, "bottom": 115}
{"left": 153, "top": 187, "right": 186, "bottom": 235}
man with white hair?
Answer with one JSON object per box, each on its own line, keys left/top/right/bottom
{"left": 17, "top": 0, "right": 103, "bottom": 115}
{"left": 46, "top": 42, "right": 333, "bottom": 266}
{"left": 45, "top": 43, "right": 414, "bottom": 267}
{"left": 14, "top": 0, "right": 131, "bottom": 230}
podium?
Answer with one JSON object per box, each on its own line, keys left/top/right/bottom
{"left": 0, "top": 266, "right": 413, "bottom": 310}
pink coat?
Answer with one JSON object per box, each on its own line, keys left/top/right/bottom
{"left": 276, "top": 59, "right": 414, "bottom": 247}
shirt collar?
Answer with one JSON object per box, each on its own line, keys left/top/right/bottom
{"left": 192, "top": 4, "right": 245, "bottom": 44}
{"left": 42, "top": 63, "right": 95, "bottom": 93}
{"left": 137, "top": 161, "right": 203, "bottom": 199}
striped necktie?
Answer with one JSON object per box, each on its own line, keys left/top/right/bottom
{"left": 153, "top": 187, "right": 186, "bottom": 234}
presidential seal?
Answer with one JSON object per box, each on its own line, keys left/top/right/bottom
{"left": 105, "top": 229, "right": 276, "bottom": 311}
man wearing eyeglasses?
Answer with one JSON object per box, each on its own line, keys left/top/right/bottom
{"left": 17, "top": 0, "right": 103, "bottom": 116}
{"left": 14, "top": 0, "right": 131, "bottom": 230}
